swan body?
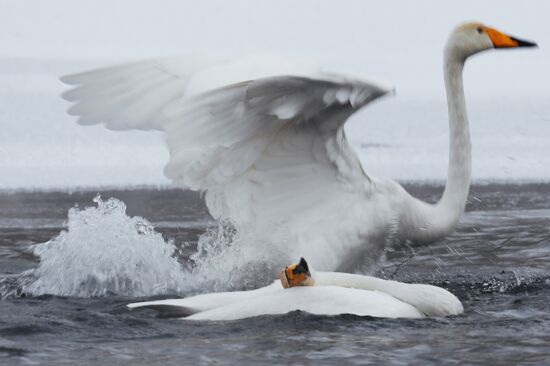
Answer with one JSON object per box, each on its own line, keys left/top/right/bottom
{"left": 127, "top": 265, "right": 463, "bottom": 320}
{"left": 61, "top": 23, "right": 536, "bottom": 272}
{"left": 146, "top": 285, "right": 425, "bottom": 321}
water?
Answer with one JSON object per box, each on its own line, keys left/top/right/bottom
{"left": 1, "top": 184, "right": 549, "bottom": 365}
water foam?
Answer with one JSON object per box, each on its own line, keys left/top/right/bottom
{"left": 1, "top": 195, "right": 548, "bottom": 300}
{"left": 24, "top": 195, "right": 185, "bottom": 297}
{"left": 4, "top": 195, "right": 288, "bottom": 298}
{"left": 188, "top": 219, "right": 290, "bottom": 293}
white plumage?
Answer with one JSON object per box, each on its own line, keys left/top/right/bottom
{"left": 62, "top": 54, "right": 397, "bottom": 270}
{"left": 132, "top": 285, "right": 426, "bottom": 321}
{"left": 127, "top": 269, "right": 464, "bottom": 321}
{"left": 61, "top": 23, "right": 536, "bottom": 272}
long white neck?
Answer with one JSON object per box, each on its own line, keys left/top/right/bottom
{"left": 401, "top": 46, "right": 471, "bottom": 242}
{"left": 439, "top": 51, "right": 472, "bottom": 222}
{"left": 313, "top": 271, "right": 463, "bottom": 316}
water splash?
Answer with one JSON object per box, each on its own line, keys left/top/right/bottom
{"left": 1, "top": 195, "right": 548, "bottom": 300}
{"left": 0, "top": 195, "right": 289, "bottom": 298}
{"left": 23, "top": 195, "right": 185, "bottom": 297}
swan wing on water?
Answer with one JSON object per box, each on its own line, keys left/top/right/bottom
{"left": 128, "top": 286, "right": 424, "bottom": 321}
{"left": 62, "top": 56, "right": 394, "bottom": 270}
{"left": 127, "top": 281, "right": 282, "bottom": 315}
{"left": 187, "top": 287, "right": 425, "bottom": 321}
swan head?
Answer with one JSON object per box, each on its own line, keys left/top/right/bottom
{"left": 279, "top": 257, "right": 315, "bottom": 288}
{"left": 446, "top": 22, "right": 537, "bottom": 61}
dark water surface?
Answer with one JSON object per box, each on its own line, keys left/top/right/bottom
{"left": 0, "top": 184, "right": 549, "bottom": 365}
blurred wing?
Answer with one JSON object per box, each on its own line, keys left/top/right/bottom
{"left": 61, "top": 53, "right": 317, "bottom": 131}
{"left": 61, "top": 55, "right": 227, "bottom": 130}
{"left": 161, "top": 75, "right": 391, "bottom": 226}
{"left": 62, "top": 60, "right": 393, "bottom": 269}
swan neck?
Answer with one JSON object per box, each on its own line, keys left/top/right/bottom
{"left": 314, "top": 271, "right": 398, "bottom": 291}
{"left": 438, "top": 53, "right": 471, "bottom": 225}
{"left": 401, "top": 50, "right": 471, "bottom": 242}
{"left": 312, "top": 271, "right": 463, "bottom": 317}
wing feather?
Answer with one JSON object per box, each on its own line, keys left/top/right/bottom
{"left": 61, "top": 59, "right": 394, "bottom": 270}
{"left": 162, "top": 75, "right": 390, "bottom": 191}
{"left": 61, "top": 56, "right": 227, "bottom": 130}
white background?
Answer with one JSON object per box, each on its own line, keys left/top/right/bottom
{"left": 1, "top": 0, "right": 548, "bottom": 189}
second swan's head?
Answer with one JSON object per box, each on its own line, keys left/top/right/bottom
{"left": 280, "top": 257, "right": 315, "bottom": 288}
{"left": 446, "top": 22, "right": 537, "bottom": 61}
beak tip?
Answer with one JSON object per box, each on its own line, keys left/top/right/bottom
{"left": 510, "top": 36, "right": 538, "bottom": 48}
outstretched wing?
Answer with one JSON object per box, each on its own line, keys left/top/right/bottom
{"left": 60, "top": 53, "right": 316, "bottom": 130}
{"left": 62, "top": 59, "right": 394, "bottom": 270}
{"left": 61, "top": 55, "right": 227, "bottom": 130}
{"left": 160, "top": 75, "right": 391, "bottom": 223}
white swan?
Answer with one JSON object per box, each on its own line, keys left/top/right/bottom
{"left": 127, "top": 258, "right": 463, "bottom": 321}
{"left": 61, "top": 23, "right": 536, "bottom": 271}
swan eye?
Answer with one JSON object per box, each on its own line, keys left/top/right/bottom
{"left": 477, "top": 27, "right": 484, "bottom": 34}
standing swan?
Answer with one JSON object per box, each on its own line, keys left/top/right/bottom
{"left": 61, "top": 23, "right": 536, "bottom": 271}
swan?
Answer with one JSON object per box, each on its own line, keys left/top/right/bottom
{"left": 127, "top": 258, "right": 463, "bottom": 320}
{"left": 61, "top": 23, "right": 536, "bottom": 272}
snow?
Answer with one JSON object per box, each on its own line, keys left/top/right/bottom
{"left": 1, "top": 63, "right": 548, "bottom": 190}
{"left": 1, "top": 0, "right": 549, "bottom": 189}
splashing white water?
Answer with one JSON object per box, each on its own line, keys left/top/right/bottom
{"left": 24, "top": 195, "right": 185, "bottom": 297}
{"left": 188, "top": 218, "right": 291, "bottom": 293}
{"left": 18, "top": 195, "right": 290, "bottom": 298}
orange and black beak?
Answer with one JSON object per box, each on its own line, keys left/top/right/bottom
{"left": 280, "top": 257, "right": 313, "bottom": 288}
{"left": 486, "top": 27, "right": 537, "bottom": 49}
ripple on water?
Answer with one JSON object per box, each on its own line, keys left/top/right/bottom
{"left": 0, "top": 186, "right": 549, "bottom": 364}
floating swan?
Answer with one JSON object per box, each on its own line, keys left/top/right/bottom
{"left": 127, "top": 258, "right": 463, "bottom": 321}
{"left": 61, "top": 23, "right": 536, "bottom": 271}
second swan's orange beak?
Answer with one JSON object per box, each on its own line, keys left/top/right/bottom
{"left": 485, "top": 27, "right": 537, "bottom": 49}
